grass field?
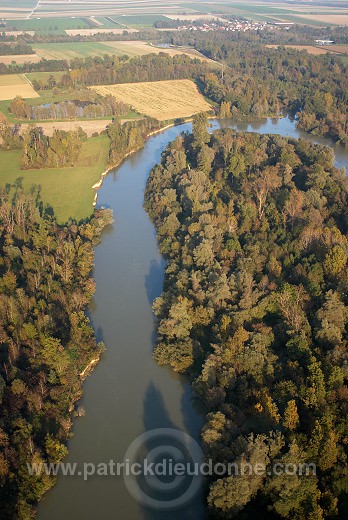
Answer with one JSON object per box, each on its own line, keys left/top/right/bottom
{"left": 0, "top": 134, "right": 109, "bottom": 222}
{"left": 109, "top": 14, "right": 170, "bottom": 27}
{"left": 91, "top": 79, "right": 212, "bottom": 121}
{"left": 166, "top": 14, "right": 226, "bottom": 21}
{"left": 99, "top": 40, "right": 216, "bottom": 61}
{"left": 33, "top": 42, "right": 122, "bottom": 60}
{"left": 31, "top": 40, "right": 215, "bottom": 62}
{"left": 4, "top": 17, "right": 91, "bottom": 32}
{"left": 0, "top": 74, "right": 38, "bottom": 100}
{"left": 25, "top": 71, "right": 66, "bottom": 83}
{"left": 92, "top": 16, "right": 122, "bottom": 28}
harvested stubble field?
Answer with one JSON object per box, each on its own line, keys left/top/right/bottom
{"left": 20, "top": 119, "right": 115, "bottom": 137}
{"left": 0, "top": 74, "right": 39, "bottom": 100}
{"left": 296, "top": 14, "right": 348, "bottom": 25}
{"left": 0, "top": 54, "right": 41, "bottom": 64}
{"left": 91, "top": 79, "right": 212, "bottom": 121}
{"left": 322, "top": 45, "right": 348, "bottom": 54}
{"left": 64, "top": 27, "right": 138, "bottom": 36}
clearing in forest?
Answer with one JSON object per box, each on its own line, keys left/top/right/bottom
{"left": 91, "top": 79, "right": 212, "bottom": 121}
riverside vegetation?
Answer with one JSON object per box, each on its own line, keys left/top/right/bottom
{"left": 0, "top": 187, "right": 113, "bottom": 519}
{"left": 1, "top": 44, "right": 347, "bottom": 144}
{"left": 0, "top": 111, "right": 166, "bottom": 517}
{"left": 0, "top": 23, "right": 348, "bottom": 520}
{"left": 145, "top": 114, "right": 348, "bottom": 519}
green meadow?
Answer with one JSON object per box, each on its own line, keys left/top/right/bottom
{"left": 0, "top": 134, "right": 110, "bottom": 223}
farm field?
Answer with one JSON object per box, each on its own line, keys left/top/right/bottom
{"left": 265, "top": 45, "right": 331, "bottom": 55}
{"left": 65, "top": 28, "right": 138, "bottom": 36}
{"left": 25, "top": 71, "right": 66, "bottom": 83}
{"left": 294, "top": 14, "right": 348, "bottom": 25}
{"left": 32, "top": 42, "right": 123, "bottom": 60}
{"left": 165, "top": 14, "right": 227, "bottom": 21}
{"left": 1, "top": 1, "right": 348, "bottom": 27}
{"left": 112, "top": 14, "right": 170, "bottom": 27}
{"left": 266, "top": 44, "right": 348, "bottom": 58}
{"left": 0, "top": 74, "right": 38, "bottom": 100}
{"left": 20, "top": 119, "right": 114, "bottom": 137}
{"left": 30, "top": 40, "right": 215, "bottom": 62}
{"left": 100, "top": 40, "right": 216, "bottom": 61}
{"left": 4, "top": 17, "right": 92, "bottom": 32}
{"left": 0, "top": 134, "right": 110, "bottom": 222}
{"left": 92, "top": 16, "right": 122, "bottom": 28}
{"left": 91, "top": 79, "right": 212, "bottom": 121}
{"left": 321, "top": 45, "right": 348, "bottom": 54}
{"left": 0, "top": 54, "right": 41, "bottom": 64}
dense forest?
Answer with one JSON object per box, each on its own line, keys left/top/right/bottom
{"left": 107, "top": 117, "right": 164, "bottom": 167}
{"left": 0, "top": 185, "right": 113, "bottom": 518}
{"left": 145, "top": 114, "right": 348, "bottom": 519}
{"left": 181, "top": 37, "right": 348, "bottom": 145}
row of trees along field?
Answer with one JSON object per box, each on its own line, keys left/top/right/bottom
{"left": 0, "top": 43, "right": 34, "bottom": 56}
{"left": 8, "top": 91, "right": 130, "bottom": 121}
{"left": 0, "top": 184, "right": 113, "bottom": 518}
{"left": 1, "top": 43, "right": 347, "bottom": 144}
{"left": 1, "top": 116, "right": 166, "bottom": 171}
{"left": 145, "top": 114, "right": 348, "bottom": 519}
{"left": 0, "top": 122, "right": 85, "bottom": 169}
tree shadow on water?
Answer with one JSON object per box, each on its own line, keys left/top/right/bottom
{"left": 144, "top": 257, "right": 166, "bottom": 306}
{"left": 138, "top": 382, "right": 206, "bottom": 520}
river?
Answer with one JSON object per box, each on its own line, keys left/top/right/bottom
{"left": 37, "top": 117, "right": 347, "bottom": 520}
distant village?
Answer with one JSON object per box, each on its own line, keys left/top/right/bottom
{"left": 174, "top": 18, "right": 292, "bottom": 33}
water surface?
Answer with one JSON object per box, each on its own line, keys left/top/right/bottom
{"left": 38, "top": 117, "right": 347, "bottom": 520}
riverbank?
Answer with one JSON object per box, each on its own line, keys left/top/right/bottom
{"left": 37, "top": 116, "right": 348, "bottom": 520}
{"left": 91, "top": 122, "right": 181, "bottom": 207}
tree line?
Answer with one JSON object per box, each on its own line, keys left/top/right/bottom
{"left": 0, "top": 184, "right": 113, "bottom": 519}
{"left": 0, "top": 122, "right": 84, "bottom": 169}
{"left": 1, "top": 40, "right": 346, "bottom": 146}
{"left": 8, "top": 92, "right": 130, "bottom": 121}
{"left": 145, "top": 114, "right": 348, "bottom": 519}
{"left": 0, "top": 43, "right": 34, "bottom": 56}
